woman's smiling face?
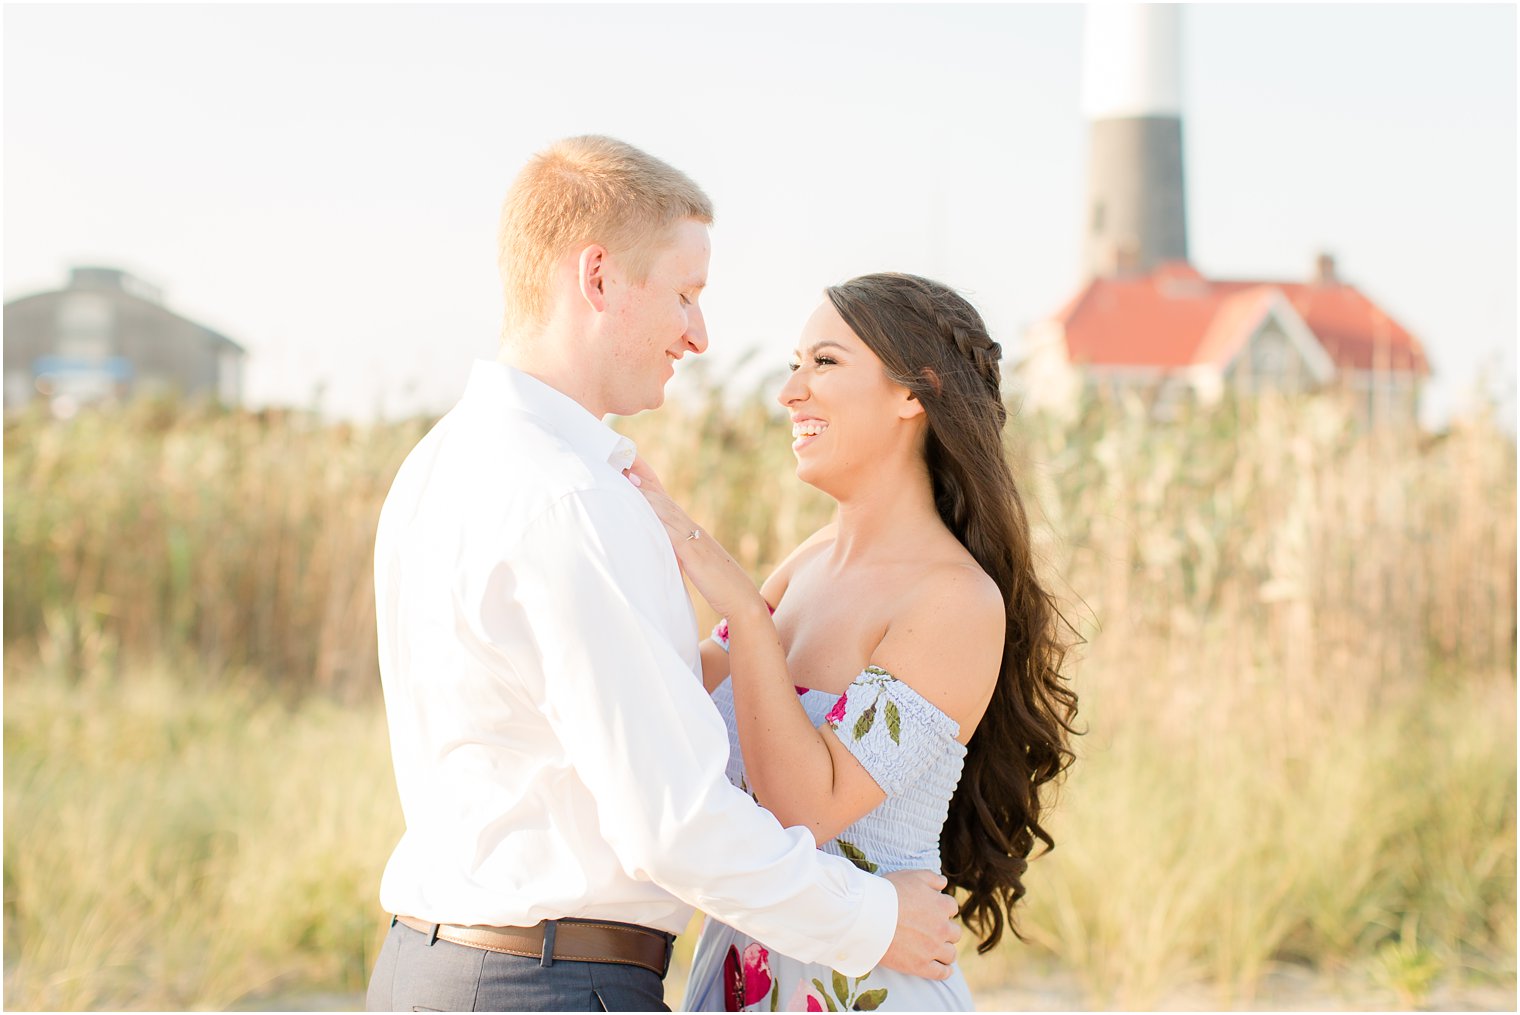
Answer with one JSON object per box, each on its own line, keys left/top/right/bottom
{"left": 776, "top": 300, "right": 920, "bottom": 493}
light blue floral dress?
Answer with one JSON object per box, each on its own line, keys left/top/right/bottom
{"left": 682, "top": 625, "right": 974, "bottom": 1012}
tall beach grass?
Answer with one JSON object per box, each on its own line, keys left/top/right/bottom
{"left": 4, "top": 380, "right": 1515, "bottom": 1009}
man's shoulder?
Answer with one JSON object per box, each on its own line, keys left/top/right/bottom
{"left": 433, "top": 405, "right": 641, "bottom": 525}
{"left": 501, "top": 409, "right": 603, "bottom": 493}
{"left": 430, "top": 401, "right": 587, "bottom": 482}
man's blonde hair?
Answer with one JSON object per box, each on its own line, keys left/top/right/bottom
{"left": 498, "top": 135, "right": 714, "bottom": 338}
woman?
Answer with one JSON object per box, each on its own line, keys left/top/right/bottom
{"left": 630, "top": 273, "right": 1077, "bottom": 1012}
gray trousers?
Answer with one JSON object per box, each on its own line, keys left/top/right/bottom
{"left": 366, "top": 918, "right": 670, "bottom": 1012}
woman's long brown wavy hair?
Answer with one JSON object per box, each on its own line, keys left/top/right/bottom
{"left": 827, "top": 273, "right": 1079, "bottom": 953}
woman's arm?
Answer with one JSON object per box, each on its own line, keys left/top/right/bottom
{"left": 697, "top": 522, "right": 838, "bottom": 695}
{"left": 627, "top": 459, "right": 870, "bottom": 842}
{"left": 726, "top": 565, "right": 1003, "bottom": 844}
{"left": 626, "top": 458, "right": 998, "bottom": 842}
{"left": 722, "top": 596, "right": 885, "bottom": 843}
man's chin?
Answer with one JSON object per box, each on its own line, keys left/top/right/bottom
{"left": 611, "top": 387, "right": 666, "bottom": 417}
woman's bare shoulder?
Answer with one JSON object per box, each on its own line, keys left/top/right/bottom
{"left": 869, "top": 558, "right": 1005, "bottom": 733}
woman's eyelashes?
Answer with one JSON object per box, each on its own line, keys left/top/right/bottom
{"left": 787, "top": 355, "right": 839, "bottom": 372}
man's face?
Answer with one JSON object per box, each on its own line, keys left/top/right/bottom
{"left": 600, "top": 218, "right": 710, "bottom": 415}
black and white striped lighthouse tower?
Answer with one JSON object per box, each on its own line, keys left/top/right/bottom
{"left": 1082, "top": 5, "right": 1189, "bottom": 279}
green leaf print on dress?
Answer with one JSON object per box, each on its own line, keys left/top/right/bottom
{"left": 834, "top": 838, "right": 878, "bottom": 874}
{"left": 685, "top": 661, "right": 970, "bottom": 1010}
{"left": 812, "top": 970, "right": 890, "bottom": 1012}
{"left": 853, "top": 702, "right": 877, "bottom": 741}
{"left": 839, "top": 670, "right": 902, "bottom": 747}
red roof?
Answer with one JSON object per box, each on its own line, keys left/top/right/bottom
{"left": 1058, "top": 262, "right": 1429, "bottom": 375}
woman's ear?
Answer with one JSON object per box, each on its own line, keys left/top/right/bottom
{"left": 898, "top": 367, "right": 938, "bottom": 419}
{"left": 577, "top": 244, "right": 608, "bottom": 312}
{"left": 899, "top": 373, "right": 932, "bottom": 420}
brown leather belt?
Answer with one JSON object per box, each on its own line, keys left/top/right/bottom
{"left": 393, "top": 914, "right": 674, "bottom": 978}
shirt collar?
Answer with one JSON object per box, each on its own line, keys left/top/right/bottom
{"left": 464, "top": 360, "right": 638, "bottom": 472}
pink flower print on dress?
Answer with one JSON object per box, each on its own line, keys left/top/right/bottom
{"left": 723, "top": 945, "right": 744, "bottom": 1011}
{"left": 740, "top": 943, "right": 772, "bottom": 1006}
{"left": 785, "top": 980, "right": 827, "bottom": 1012}
{"left": 824, "top": 693, "right": 849, "bottom": 727}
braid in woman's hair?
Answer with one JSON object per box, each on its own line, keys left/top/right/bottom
{"left": 825, "top": 273, "right": 1079, "bottom": 953}
{"left": 948, "top": 315, "right": 1007, "bottom": 427}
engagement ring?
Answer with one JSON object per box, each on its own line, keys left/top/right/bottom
{"left": 686, "top": 529, "right": 701, "bottom": 541}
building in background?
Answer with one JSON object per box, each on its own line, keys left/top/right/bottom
{"left": 1025, "top": 253, "right": 1429, "bottom": 423}
{"left": 1022, "top": 6, "right": 1429, "bottom": 424}
{"left": 3, "top": 266, "right": 245, "bottom": 415}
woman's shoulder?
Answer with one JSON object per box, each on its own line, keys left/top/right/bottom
{"left": 895, "top": 558, "right": 1005, "bottom": 662}
{"left": 869, "top": 557, "right": 1005, "bottom": 739}
{"left": 888, "top": 530, "right": 1003, "bottom": 628}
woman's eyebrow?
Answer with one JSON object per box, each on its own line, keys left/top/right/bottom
{"left": 793, "top": 340, "right": 849, "bottom": 357}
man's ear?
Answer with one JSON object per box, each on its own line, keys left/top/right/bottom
{"left": 577, "top": 245, "right": 608, "bottom": 312}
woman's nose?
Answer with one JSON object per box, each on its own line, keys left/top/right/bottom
{"left": 777, "top": 367, "right": 806, "bottom": 407}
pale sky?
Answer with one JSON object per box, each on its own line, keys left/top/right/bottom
{"left": 5, "top": 3, "right": 1516, "bottom": 426}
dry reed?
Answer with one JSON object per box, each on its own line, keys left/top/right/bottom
{"left": 3, "top": 380, "right": 1514, "bottom": 1009}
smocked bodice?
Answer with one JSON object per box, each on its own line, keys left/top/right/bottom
{"left": 710, "top": 666, "right": 968, "bottom": 877}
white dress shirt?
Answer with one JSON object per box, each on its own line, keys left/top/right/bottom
{"left": 373, "top": 360, "right": 897, "bottom": 975}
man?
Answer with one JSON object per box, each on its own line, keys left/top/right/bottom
{"left": 365, "top": 136, "right": 960, "bottom": 1012}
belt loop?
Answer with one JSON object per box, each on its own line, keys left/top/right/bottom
{"left": 428, "top": 923, "right": 440, "bottom": 946}
{"left": 540, "top": 920, "right": 557, "bottom": 968}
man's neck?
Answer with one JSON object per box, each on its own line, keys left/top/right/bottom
{"left": 499, "top": 334, "right": 607, "bottom": 419}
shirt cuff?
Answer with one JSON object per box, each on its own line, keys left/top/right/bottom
{"left": 824, "top": 868, "right": 899, "bottom": 977}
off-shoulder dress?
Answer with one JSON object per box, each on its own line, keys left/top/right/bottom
{"left": 682, "top": 624, "right": 973, "bottom": 1012}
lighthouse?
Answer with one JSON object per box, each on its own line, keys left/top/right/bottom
{"left": 1021, "top": 5, "right": 1429, "bottom": 426}
{"left": 1082, "top": 5, "right": 1189, "bottom": 278}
